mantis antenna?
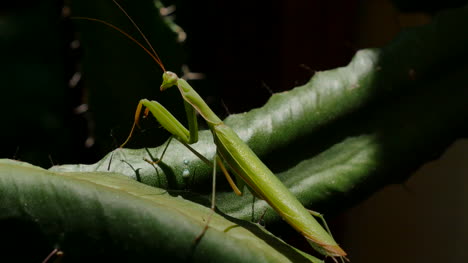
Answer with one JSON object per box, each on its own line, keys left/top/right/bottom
{"left": 109, "top": 0, "right": 165, "bottom": 72}
{"left": 72, "top": 0, "right": 166, "bottom": 72}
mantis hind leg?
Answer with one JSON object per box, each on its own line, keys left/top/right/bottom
{"left": 308, "top": 210, "right": 349, "bottom": 263}
{"left": 193, "top": 153, "right": 246, "bottom": 243}
{"left": 308, "top": 210, "right": 333, "bottom": 239}
{"left": 216, "top": 156, "right": 242, "bottom": 196}
{"left": 193, "top": 153, "right": 219, "bottom": 243}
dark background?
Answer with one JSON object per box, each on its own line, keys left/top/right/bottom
{"left": 0, "top": 0, "right": 465, "bottom": 167}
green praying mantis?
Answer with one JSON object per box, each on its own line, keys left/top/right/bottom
{"left": 75, "top": 0, "right": 348, "bottom": 261}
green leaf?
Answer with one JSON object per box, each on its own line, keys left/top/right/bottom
{"left": 53, "top": 6, "right": 468, "bottom": 225}
{"left": 3, "top": 5, "right": 468, "bottom": 262}
{"left": 0, "top": 159, "right": 320, "bottom": 263}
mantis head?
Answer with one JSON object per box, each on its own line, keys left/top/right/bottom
{"left": 160, "top": 71, "right": 179, "bottom": 91}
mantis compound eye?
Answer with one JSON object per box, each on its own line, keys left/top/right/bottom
{"left": 160, "top": 71, "right": 179, "bottom": 91}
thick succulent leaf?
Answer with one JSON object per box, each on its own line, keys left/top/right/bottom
{"left": 2, "top": 5, "right": 467, "bottom": 262}
{"left": 52, "top": 6, "right": 468, "bottom": 224}
{"left": 0, "top": 159, "right": 320, "bottom": 263}
{"left": 220, "top": 59, "right": 468, "bottom": 220}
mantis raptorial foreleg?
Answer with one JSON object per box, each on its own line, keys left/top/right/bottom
{"left": 122, "top": 99, "right": 242, "bottom": 195}
{"left": 122, "top": 99, "right": 242, "bottom": 216}
{"left": 121, "top": 98, "right": 245, "bottom": 241}
{"left": 121, "top": 99, "right": 197, "bottom": 148}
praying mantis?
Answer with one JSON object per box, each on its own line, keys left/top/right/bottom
{"left": 76, "top": 0, "right": 347, "bottom": 261}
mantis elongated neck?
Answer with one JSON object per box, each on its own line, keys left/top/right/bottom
{"left": 176, "top": 78, "right": 223, "bottom": 125}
